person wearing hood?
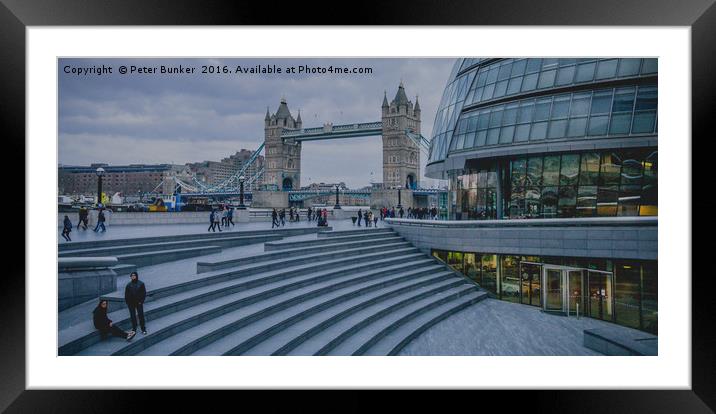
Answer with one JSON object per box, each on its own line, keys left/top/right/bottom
{"left": 124, "top": 271, "right": 147, "bottom": 335}
{"left": 61, "top": 215, "right": 72, "bottom": 241}
{"left": 93, "top": 299, "right": 136, "bottom": 341}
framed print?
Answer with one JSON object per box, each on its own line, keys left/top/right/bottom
{"left": 2, "top": 0, "right": 713, "bottom": 412}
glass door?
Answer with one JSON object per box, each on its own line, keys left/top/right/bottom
{"left": 520, "top": 262, "right": 542, "bottom": 307}
{"left": 544, "top": 268, "right": 564, "bottom": 312}
{"left": 588, "top": 270, "right": 614, "bottom": 321}
{"left": 568, "top": 270, "right": 584, "bottom": 316}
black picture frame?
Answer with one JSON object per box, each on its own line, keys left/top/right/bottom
{"left": 1, "top": 0, "right": 711, "bottom": 412}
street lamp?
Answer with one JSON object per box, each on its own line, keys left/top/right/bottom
{"left": 95, "top": 167, "right": 105, "bottom": 207}
{"left": 396, "top": 187, "right": 402, "bottom": 209}
{"left": 334, "top": 184, "right": 341, "bottom": 209}
{"left": 238, "top": 175, "right": 247, "bottom": 210}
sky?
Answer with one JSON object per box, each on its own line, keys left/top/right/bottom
{"left": 58, "top": 58, "right": 456, "bottom": 189}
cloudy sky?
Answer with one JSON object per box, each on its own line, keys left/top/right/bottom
{"left": 58, "top": 58, "right": 456, "bottom": 188}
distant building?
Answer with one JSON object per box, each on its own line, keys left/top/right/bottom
{"left": 58, "top": 163, "right": 191, "bottom": 196}
{"left": 187, "top": 149, "right": 265, "bottom": 190}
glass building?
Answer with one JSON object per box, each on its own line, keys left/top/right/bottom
{"left": 422, "top": 58, "right": 657, "bottom": 334}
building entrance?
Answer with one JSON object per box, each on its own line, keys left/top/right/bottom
{"left": 542, "top": 265, "right": 585, "bottom": 316}
{"left": 519, "top": 261, "right": 542, "bottom": 307}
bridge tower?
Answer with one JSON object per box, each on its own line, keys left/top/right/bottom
{"left": 382, "top": 82, "right": 421, "bottom": 189}
{"left": 263, "top": 98, "right": 302, "bottom": 191}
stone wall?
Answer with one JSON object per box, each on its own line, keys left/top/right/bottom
{"left": 58, "top": 257, "right": 118, "bottom": 311}
{"left": 370, "top": 189, "right": 414, "bottom": 210}
{"left": 385, "top": 217, "right": 657, "bottom": 261}
{"left": 251, "top": 191, "right": 289, "bottom": 208}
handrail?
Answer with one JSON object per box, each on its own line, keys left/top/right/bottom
{"left": 385, "top": 216, "right": 657, "bottom": 228}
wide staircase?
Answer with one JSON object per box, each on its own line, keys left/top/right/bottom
{"left": 59, "top": 227, "right": 487, "bottom": 356}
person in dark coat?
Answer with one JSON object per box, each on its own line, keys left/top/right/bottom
{"left": 357, "top": 209, "right": 362, "bottom": 226}
{"left": 93, "top": 209, "right": 106, "bottom": 232}
{"left": 208, "top": 210, "right": 216, "bottom": 232}
{"left": 272, "top": 208, "right": 278, "bottom": 228}
{"left": 61, "top": 215, "right": 72, "bottom": 241}
{"left": 77, "top": 207, "right": 88, "bottom": 230}
{"left": 93, "top": 299, "right": 135, "bottom": 341}
{"left": 124, "top": 271, "right": 147, "bottom": 335}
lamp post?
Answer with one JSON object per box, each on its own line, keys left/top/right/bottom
{"left": 238, "top": 175, "right": 246, "bottom": 210}
{"left": 95, "top": 167, "right": 105, "bottom": 207}
{"left": 334, "top": 185, "right": 341, "bottom": 209}
{"left": 396, "top": 187, "right": 402, "bottom": 209}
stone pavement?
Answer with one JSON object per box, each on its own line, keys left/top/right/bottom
{"left": 397, "top": 298, "right": 648, "bottom": 356}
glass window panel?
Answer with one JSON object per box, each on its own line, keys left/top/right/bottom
{"left": 620, "top": 155, "right": 644, "bottom": 186}
{"left": 476, "top": 70, "right": 488, "bottom": 87}
{"left": 534, "top": 98, "right": 552, "bottom": 121}
{"left": 555, "top": 66, "right": 575, "bottom": 86}
{"left": 493, "top": 80, "right": 508, "bottom": 98}
{"left": 455, "top": 134, "right": 466, "bottom": 150}
{"left": 486, "top": 128, "right": 500, "bottom": 145}
{"left": 475, "top": 130, "right": 488, "bottom": 147}
{"left": 642, "top": 261, "right": 658, "bottom": 334}
{"left": 499, "top": 126, "right": 515, "bottom": 144}
{"left": 575, "top": 62, "right": 596, "bottom": 82}
{"left": 618, "top": 185, "right": 641, "bottom": 216}
{"left": 457, "top": 118, "right": 468, "bottom": 134}
{"left": 599, "top": 153, "right": 622, "bottom": 186}
{"left": 501, "top": 256, "right": 521, "bottom": 301}
{"left": 507, "top": 77, "right": 522, "bottom": 95}
{"left": 560, "top": 154, "right": 581, "bottom": 186}
{"left": 511, "top": 59, "right": 527, "bottom": 77}
{"left": 597, "top": 186, "right": 619, "bottom": 216}
{"left": 613, "top": 88, "right": 636, "bottom": 112}
{"left": 570, "top": 93, "right": 591, "bottom": 116}
{"left": 498, "top": 63, "right": 512, "bottom": 80}
{"left": 482, "top": 83, "right": 495, "bottom": 100}
{"left": 481, "top": 254, "right": 498, "bottom": 295}
{"left": 640, "top": 150, "right": 658, "bottom": 216}
{"left": 464, "top": 131, "right": 477, "bottom": 149}
{"left": 525, "top": 58, "right": 542, "bottom": 73}
{"left": 596, "top": 59, "right": 618, "bottom": 79}
{"left": 609, "top": 113, "right": 632, "bottom": 135}
{"left": 617, "top": 58, "right": 641, "bottom": 77}
{"left": 588, "top": 115, "right": 609, "bottom": 136}
{"left": 558, "top": 186, "right": 578, "bottom": 217}
{"left": 576, "top": 186, "right": 597, "bottom": 217}
{"left": 477, "top": 112, "right": 490, "bottom": 130}
{"left": 559, "top": 58, "right": 577, "bottom": 66}
{"left": 525, "top": 187, "right": 542, "bottom": 218}
{"left": 467, "top": 116, "right": 478, "bottom": 132}
{"left": 530, "top": 121, "right": 548, "bottom": 140}
{"left": 542, "top": 58, "right": 559, "bottom": 69}
{"left": 567, "top": 117, "right": 588, "bottom": 137}
{"left": 463, "top": 253, "right": 481, "bottom": 284}
{"left": 541, "top": 186, "right": 559, "bottom": 218}
{"left": 471, "top": 87, "right": 484, "bottom": 104}
{"left": 543, "top": 155, "right": 561, "bottom": 185}
{"left": 579, "top": 152, "right": 601, "bottom": 186}
{"left": 486, "top": 67, "right": 499, "bottom": 84}
{"left": 551, "top": 96, "right": 570, "bottom": 118}
{"left": 537, "top": 69, "right": 556, "bottom": 89}
{"left": 511, "top": 158, "right": 527, "bottom": 188}
{"left": 503, "top": 104, "right": 519, "bottom": 125}
{"left": 641, "top": 58, "right": 658, "bottom": 74}
{"left": 547, "top": 119, "right": 567, "bottom": 139}
{"left": 526, "top": 156, "right": 543, "bottom": 187}
{"left": 635, "top": 86, "right": 657, "bottom": 111}
{"left": 591, "top": 90, "right": 613, "bottom": 114}
{"left": 518, "top": 101, "right": 534, "bottom": 123}
{"left": 632, "top": 111, "right": 656, "bottom": 134}
{"left": 489, "top": 108, "right": 504, "bottom": 128}
{"left": 514, "top": 124, "right": 531, "bottom": 142}
{"left": 521, "top": 73, "right": 538, "bottom": 91}
{"left": 615, "top": 262, "right": 641, "bottom": 329}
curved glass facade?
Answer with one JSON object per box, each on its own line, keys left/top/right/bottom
{"left": 428, "top": 58, "right": 657, "bottom": 163}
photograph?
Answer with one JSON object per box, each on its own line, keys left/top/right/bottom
{"left": 56, "top": 57, "right": 658, "bottom": 357}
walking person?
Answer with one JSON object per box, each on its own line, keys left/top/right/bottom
{"left": 357, "top": 209, "right": 362, "bottom": 227}
{"left": 124, "top": 271, "right": 147, "bottom": 335}
{"left": 208, "top": 210, "right": 216, "bottom": 232}
{"left": 213, "top": 208, "right": 222, "bottom": 232}
{"left": 272, "top": 208, "right": 279, "bottom": 228}
{"left": 61, "top": 215, "right": 72, "bottom": 242}
{"left": 93, "top": 299, "right": 136, "bottom": 341}
{"left": 373, "top": 214, "right": 379, "bottom": 228}
{"left": 399, "top": 207, "right": 404, "bottom": 218}
{"left": 227, "top": 207, "right": 235, "bottom": 227}
{"left": 77, "top": 206, "right": 88, "bottom": 230}
{"left": 93, "top": 209, "right": 107, "bottom": 233}
{"left": 363, "top": 210, "right": 370, "bottom": 228}
{"left": 280, "top": 209, "right": 286, "bottom": 227}
{"left": 221, "top": 207, "right": 228, "bottom": 227}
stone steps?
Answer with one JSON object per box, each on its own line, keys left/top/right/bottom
{"left": 59, "top": 227, "right": 488, "bottom": 356}
{"left": 60, "top": 247, "right": 425, "bottom": 355}
{"left": 263, "top": 232, "right": 400, "bottom": 251}
{"left": 59, "top": 234, "right": 283, "bottom": 257}
{"left": 317, "top": 228, "right": 393, "bottom": 238}
{"left": 116, "top": 245, "right": 222, "bottom": 268}
{"left": 59, "top": 226, "right": 330, "bottom": 252}
{"left": 197, "top": 235, "right": 406, "bottom": 273}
